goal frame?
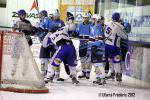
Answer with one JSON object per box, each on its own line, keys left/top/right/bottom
{"left": 0, "top": 31, "right": 49, "bottom": 93}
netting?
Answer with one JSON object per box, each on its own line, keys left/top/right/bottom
{"left": 0, "top": 31, "right": 49, "bottom": 93}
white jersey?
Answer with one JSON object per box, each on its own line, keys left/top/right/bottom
{"left": 104, "top": 21, "right": 127, "bottom": 47}
{"left": 50, "top": 30, "right": 71, "bottom": 45}
{"left": 42, "top": 29, "right": 71, "bottom": 47}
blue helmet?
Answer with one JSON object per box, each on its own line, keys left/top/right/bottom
{"left": 40, "top": 10, "right": 48, "bottom": 17}
{"left": 18, "top": 9, "right": 26, "bottom": 16}
{"left": 112, "top": 12, "right": 120, "bottom": 21}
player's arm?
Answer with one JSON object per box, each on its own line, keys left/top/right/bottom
{"left": 12, "top": 21, "right": 18, "bottom": 32}
{"left": 117, "top": 27, "right": 128, "bottom": 39}
{"left": 42, "top": 32, "right": 52, "bottom": 47}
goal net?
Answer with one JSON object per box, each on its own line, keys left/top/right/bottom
{"left": 0, "top": 31, "right": 49, "bottom": 93}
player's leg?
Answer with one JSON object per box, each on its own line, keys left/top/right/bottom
{"left": 55, "top": 60, "right": 70, "bottom": 82}
{"left": 93, "top": 63, "right": 106, "bottom": 85}
{"left": 41, "top": 58, "right": 50, "bottom": 77}
{"left": 66, "top": 44, "right": 79, "bottom": 84}
{"left": 63, "top": 60, "right": 70, "bottom": 75}
{"left": 78, "top": 47, "right": 88, "bottom": 79}
{"left": 39, "top": 45, "right": 54, "bottom": 77}
{"left": 78, "top": 58, "right": 87, "bottom": 79}
{"left": 44, "top": 57, "right": 62, "bottom": 83}
{"left": 85, "top": 50, "right": 92, "bottom": 79}
{"left": 85, "top": 63, "right": 92, "bottom": 79}
{"left": 105, "top": 60, "right": 115, "bottom": 79}
{"left": 112, "top": 47, "right": 122, "bottom": 83}
{"left": 39, "top": 46, "right": 47, "bottom": 77}
{"left": 11, "top": 39, "right": 22, "bottom": 76}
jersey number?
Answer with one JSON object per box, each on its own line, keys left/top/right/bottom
{"left": 106, "top": 27, "right": 112, "bottom": 34}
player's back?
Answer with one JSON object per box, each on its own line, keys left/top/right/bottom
{"left": 105, "top": 21, "right": 127, "bottom": 47}
{"left": 50, "top": 30, "right": 71, "bottom": 46}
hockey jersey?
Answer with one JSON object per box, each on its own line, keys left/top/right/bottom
{"left": 104, "top": 21, "right": 127, "bottom": 47}
{"left": 13, "top": 19, "right": 32, "bottom": 33}
{"left": 40, "top": 17, "right": 53, "bottom": 30}
{"left": 42, "top": 29, "right": 71, "bottom": 47}
{"left": 88, "top": 23, "right": 105, "bottom": 50}
{"left": 76, "top": 21, "right": 92, "bottom": 38}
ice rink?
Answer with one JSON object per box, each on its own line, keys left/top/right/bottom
{"left": 0, "top": 40, "right": 150, "bottom": 100}
{"left": 0, "top": 72, "right": 150, "bottom": 100}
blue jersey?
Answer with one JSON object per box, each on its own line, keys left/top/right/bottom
{"left": 51, "top": 19, "right": 65, "bottom": 31}
{"left": 77, "top": 22, "right": 92, "bottom": 49}
{"left": 39, "top": 17, "right": 56, "bottom": 58}
{"left": 76, "top": 22, "right": 92, "bottom": 37}
{"left": 36, "top": 17, "right": 53, "bottom": 41}
{"left": 89, "top": 23, "right": 104, "bottom": 48}
{"left": 88, "top": 23, "right": 105, "bottom": 63}
{"left": 90, "top": 23, "right": 104, "bottom": 38}
{"left": 40, "top": 17, "right": 53, "bottom": 30}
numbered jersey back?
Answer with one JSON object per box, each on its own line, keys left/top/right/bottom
{"left": 50, "top": 30, "right": 71, "bottom": 45}
{"left": 105, "top": 21, "right": 124, "bottom": 47}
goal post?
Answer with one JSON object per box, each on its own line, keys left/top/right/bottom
{"left": 0, "top": 31, "right": 49, "bottom": 93}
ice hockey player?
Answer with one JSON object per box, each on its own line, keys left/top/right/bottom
{"left": 12, "top": 9, "right": 34, "bottom": 46}
{"left": 60, "top": 12, "right": 77, "bottom": 76}
{"left": 37, "top": 10, "right": 56, "bottom": 77}
{"left": 105, "top": 18, "right": 131, "bottom": 79}
{"left": 104, "top": 12, "right": 128, "bottom": 83}
{"left": 76, "top": 13, "right": 92, "bottom": 79}
{"left": 89, "top": 14, "right": 106, "bottom": 85}
{"left": 50, "top": 9, "right": 70, "bottom": 82}
{"left": 66, "top": 12, "right": 77, "bottom": 37}
{"left": 120, "top": 19, "right": 131, "bottom": 74}
{"left": 51, "top": 9, "right": 65, "bottom": 31}
{"left": 42, "top": 27, "right": 79, "bottom": 84}
{"left": 11, "top": 9, "right": 35, "bottom": 76}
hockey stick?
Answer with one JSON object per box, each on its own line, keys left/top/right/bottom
{"left": 0, "top": 26, "right": 15, "bottom": 29}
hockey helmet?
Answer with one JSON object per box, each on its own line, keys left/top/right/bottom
{"left": 112, "top": 12, "right": 120, "bottom": 21}
{"left": 92, "top": 14, "right": 98, "bottom": 19}
{"left": 18, "top": 9, "right": 26, "bottom": 16}
{"left": 66, "top": 12, "right": 74, "bottom": 21}
{"left": 100, "top": 16, "right": 105, "bottom": 20}
{"left": 53, "top": 9, "right": 60, "bottom": 17}
{"left": 39, "top": 10, "right": 48, "bottom": 17}
{"left": 82, "top": 13, "right": 90, "bottom": 18}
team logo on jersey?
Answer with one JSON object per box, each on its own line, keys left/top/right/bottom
{"left": 54, "top": 58, "right": 62, "bottom": 65}
{"left": 114, "top": 55, "right": 121, "bottom": 62}
{"left": 125, "top": 51, "right": 130, "bottom": 71}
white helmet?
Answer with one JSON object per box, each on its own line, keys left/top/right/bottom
{"left": 92, "top": 14, "right": 101, "bottom": 20}
{"left": 53, "top": 9, "right": 60, "bottom": 17}
{"left": 62, "top": 24, "right": 76, "bottom": 32}
{"left": 92, "top": 14, "right": 98, "bottom": 19}
{"left": 82, "top": 13, "right": 90, "bottom": 18}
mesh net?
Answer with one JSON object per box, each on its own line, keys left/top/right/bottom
{"left": 0, "top": 31, "right": 48, "bottom": 93}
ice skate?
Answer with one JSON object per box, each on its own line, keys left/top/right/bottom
{"left": 93, "top": 77, "right": 106, "bottom": 85}
{"left": 57, "top": 78, "right": 65, "bottom": 82}
{"left": 105, "top": 72, "right": 115, "bottom": 81}
{"left": 116, "top": 73, "right": 122, "bottom": 85}
{"left": 44, "top": 77, "right": 53, "bottom": 84}
{"left": 71, "top": 77, "right": 79, "bottom": 85}
{"left": 86, "top": 71, "right": 90, "bottom": 79}
{"left": 78, "top": 71, "right": 86, "bottom": 79}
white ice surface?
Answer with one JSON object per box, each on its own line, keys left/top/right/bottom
{"left": 0, "top": 40, "right": 150, "bottom": 100}
{"left": 0, "top": 65, "right": 150, "bottom": 100}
